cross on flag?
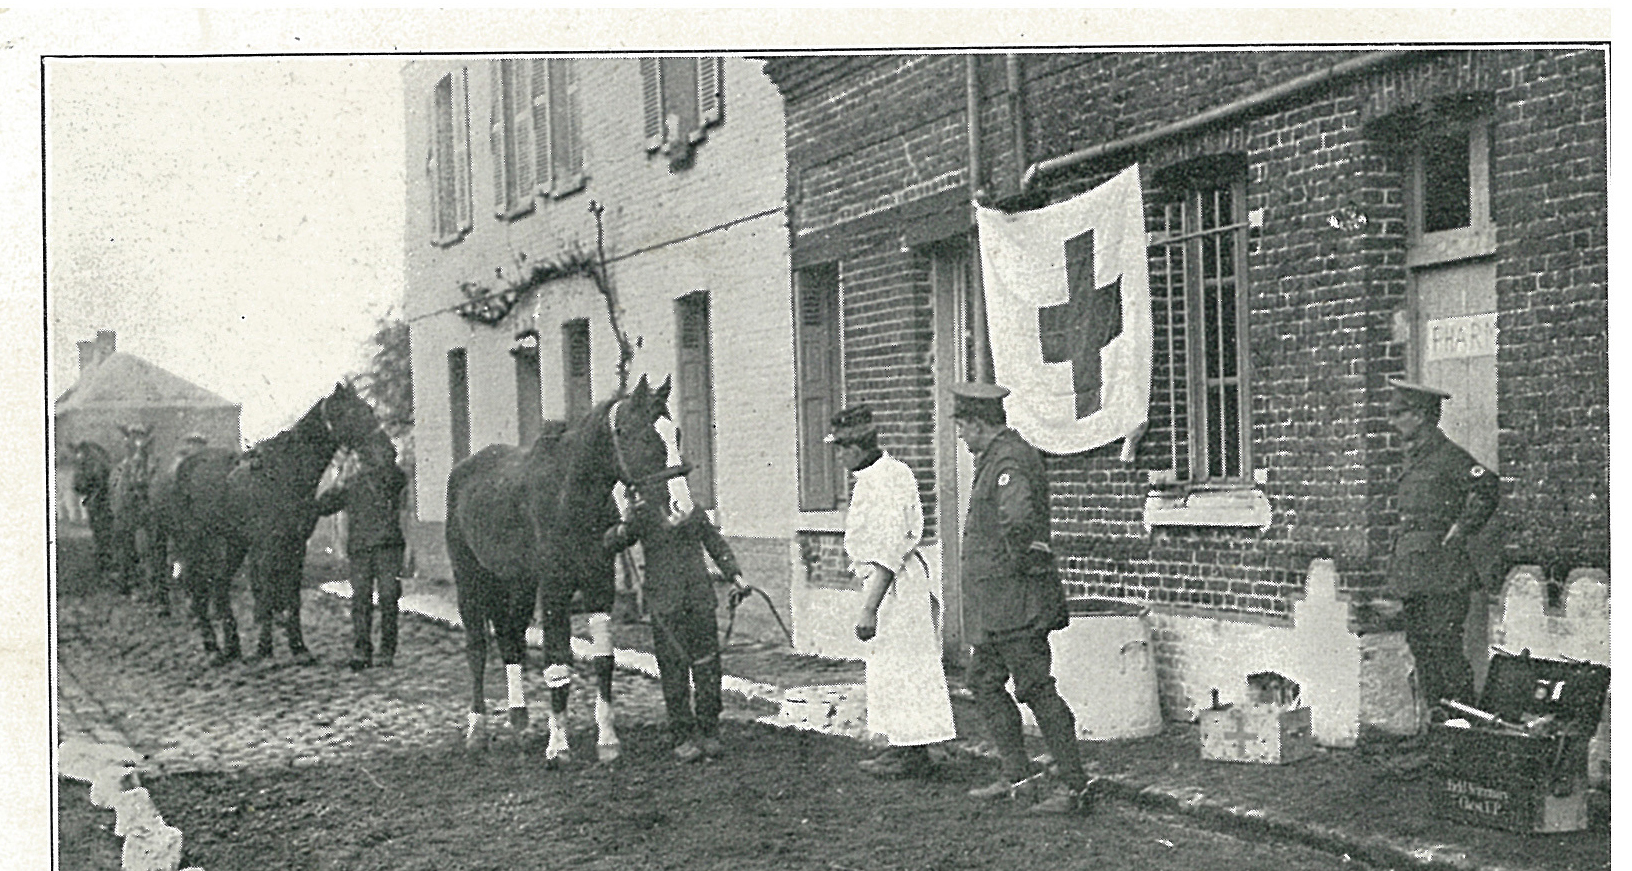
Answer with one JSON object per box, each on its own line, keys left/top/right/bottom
{"left": 1038, "top": 229, "right": 1124, "bottom": 419}
{"left": 976, "top": 165, "right": 1152, "bottom": 455}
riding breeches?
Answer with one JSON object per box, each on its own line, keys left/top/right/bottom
{"left": 649, "top": 584, "right": 722, "bottom": 740}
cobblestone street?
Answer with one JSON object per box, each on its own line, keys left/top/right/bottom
{"left": 57, "top": 583, "right": 766, "bottom": 777}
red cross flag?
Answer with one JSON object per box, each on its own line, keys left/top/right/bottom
{"left": 975, "top": 164, "right": 1151, "bottom": 455}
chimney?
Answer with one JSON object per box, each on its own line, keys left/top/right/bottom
{"left": 96, "top": 330, "right": 116, "bottom": 358}
{"left": 78, "top": 340, "right": 98, "bottom": 374}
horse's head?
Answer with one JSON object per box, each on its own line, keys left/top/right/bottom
{"left": 609, "top": 374, "right": 694, "bottom": 528}
{"left": 321, "top": 381, "right": 381, "bottom": 451}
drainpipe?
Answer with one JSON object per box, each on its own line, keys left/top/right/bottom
{"left": 964, "top": 54, "right": 992, "bottom": 381}
{"left": 1006, "top": 54, "right": 1027, "bottom": 194}
{"left": 965, "top": 54, "right": 985, "bottom": 203}
{"left": 1019, "top": 49, "right": 1416, "bottom": 192}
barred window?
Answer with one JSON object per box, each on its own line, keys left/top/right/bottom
{"left": 1147, "top": 169, "right": 1252, "bottom": 483}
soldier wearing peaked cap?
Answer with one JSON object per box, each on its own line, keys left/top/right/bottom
{"left": 1384, "top": 378, "right": 1499, "bottom": 724}
{"left": 949, "top": 382, "right": 1089, "bottom": 815}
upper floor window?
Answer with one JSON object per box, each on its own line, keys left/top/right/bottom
{"left": 1408, "top": 112, "right": 1493, "bottom": 266}
{"left": 490, "top": 58, "right": 585, "bottom": 221}
{"left": 427, "top": 68, "right": 472, "bottom": 245}
{"left": 1147, "top": 160, "right": 1252, "bottom": 484}
{"left": 640, "top": 57, "right": 724, "bottom": 163}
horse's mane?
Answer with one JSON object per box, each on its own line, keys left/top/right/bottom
{"left": 246, "top": 394, "right": 335, "bottom": 460}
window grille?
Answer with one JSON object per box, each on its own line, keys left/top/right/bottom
{"left": 1146, "top": 177, "right": 1252, "bottom": 483}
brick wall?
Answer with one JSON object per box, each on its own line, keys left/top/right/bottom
{"left": 768, "top": 48, "right": 1609, "bottom": 630}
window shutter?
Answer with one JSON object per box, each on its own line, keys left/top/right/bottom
{"left": 550, "top": 58, "right": 585, "bottom": 193}
{"left": 796, "top": 270, "right": 841, "bottom": 510}
{"left": 425, "top": 83, "right": 443, "bottom": 240}
{"left": 451, "top": 67, "right": 472, "bottom": 233}
{"left": 697, "top": 57, "right": 723, "bottom": 127}
{"left": 509, "top": 60, "right": 535, "bottom": 210}
{"left": 530, "top": 59, "right": 554, "bottom": 196}
{"left": 676, "top": 293, "right": 716, "bottom": 509}
{"left": 489, "top": 60, "right": 508, "bottom": 217}
{"left": 640, "top": 57, "right": 664, "bottom": 151}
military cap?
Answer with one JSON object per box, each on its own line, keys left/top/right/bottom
{"left": 183, "top": 431, "right": 209, "bottom": 444}
{"left": 1386, "top": 378, "right": 1451, "bottom": 414}
{"left": 823, "top": 404, "right": 876, "bottom": 446}
{"left": 949, "top": 381, "right": 1011, "bottom": 420}
{"left": 119, "top": 422, "right": 151, "bottom": 437}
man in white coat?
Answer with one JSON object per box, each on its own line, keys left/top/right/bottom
{"left": 827, "top": 405, "right": 958, "bottom": 778}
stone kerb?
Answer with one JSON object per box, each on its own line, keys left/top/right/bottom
{"left": 1146, "top": 559, "right": 1365, "bottom": 747}
{"left": 1490, "top": 565, "right": 1611, "bottom": 786}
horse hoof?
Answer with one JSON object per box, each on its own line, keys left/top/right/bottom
{"left": 509, "top": 708, "right": 530, "bottom": 732}
{"left": 597, "top": 743, "right": 621, "bottom": 763}
{"left": 464, "top": 732, "right": 488, "bottom": 753}
{"left": 209, "top": 651, "right": 239, "bottom": 668}
{"left": 292, "top": 651, "right": 318, "bottom": 667}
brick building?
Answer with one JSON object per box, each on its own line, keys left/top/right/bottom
{"left": 400, "top": 57, "right": 797, "bottom": 643}
{"left": 763, "top": 48, "right": 1607, "bottom": 743}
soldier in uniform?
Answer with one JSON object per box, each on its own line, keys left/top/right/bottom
{"left": 1384, "top": 379, "right": 1499, "bottom": 722}
{"left": 951, "top": 382, "right": 1091, "bottom": 815}
{"left": 315, "top": 429, "right": 409, "bottom": 670}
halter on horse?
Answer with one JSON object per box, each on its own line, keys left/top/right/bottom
{"left": 164, "top": 382, "right": 380, "bottom": 664}
{"left": 447, "top": 374, "right": 685, "bottom": 762}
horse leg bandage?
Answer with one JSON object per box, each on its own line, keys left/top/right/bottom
{"left": 588, "top": 613, "right": 613, "bottom": 658}
{"left": 543, "top": 662, "right": 574, "bottom": 689}
{"left": 506, "top": 663, "right": 526, "bottom": 710}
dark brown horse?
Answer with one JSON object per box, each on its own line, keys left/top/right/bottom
{"left": 162, "top": 383, "right": 380, "bottom": 665}
{"left": 447, "top": 374, "right": 693, "bottom": 761}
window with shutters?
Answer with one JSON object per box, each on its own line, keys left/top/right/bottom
{"left": 794, "top": 264, "right": 845, "bottom": 511}
{"left": 447, "top": 348, "right": 471, "bottom": 462}
{"left": 427, "top": 68, "right": 472, "bottom": 245}
{"left": 490, "top": 57, "right": 585, "bottom": 221}
{"left": 562, "top": 319, "right": 592, "bottom": 423}
{"left": 638, "top": 57, "right": 724, "bottom": 163}
{"left": 675, "top": 292, "right": 717, "bottom": 510}
{"left": 1146, "top": 161, "right": 1253, "bottom": 485}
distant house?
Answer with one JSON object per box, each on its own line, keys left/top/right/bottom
{"left": 54, "top": 330, "right": 241, "bottom": 523}
{"left": 400, "top": 57, "right": 797, "bottom": 644}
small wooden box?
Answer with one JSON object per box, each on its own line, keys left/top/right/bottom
{"left": 1200, "top": 704, "right": 1314, "bottom": 765}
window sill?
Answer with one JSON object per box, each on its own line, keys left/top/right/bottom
{"left": 1406, "top": 224, "right": 1496, "bottom": 268}
{"left": 796, "top": 510, "right": 847, "bottom": 534}
{"left": 1143, "top": 486, "right": 1271, "bottom": 530}
{"left": 430, "top": 228, "right": 470, "bottom": 249}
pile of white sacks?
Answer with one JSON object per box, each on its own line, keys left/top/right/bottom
{"left": 60, "top": 738, "right": 200, "bottom": 871}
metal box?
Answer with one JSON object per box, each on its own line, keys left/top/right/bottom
{"left": 1200, "top": 704, "right": 1314, "bottom": 765}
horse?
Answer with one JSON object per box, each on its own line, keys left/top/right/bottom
{"left": 109, "top": 424, "right": 165, "bottom": 610}
{"left": 70, "top": 440, "right": 116, "bottom": 583}
{"left": 446, "top": 374, "right": 694, "bottom": 762}
{"left": 162, "top": 382, "right": 381, "bottom": 665}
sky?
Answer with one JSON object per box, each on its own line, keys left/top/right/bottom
{"left": 46, "top": 56, "right": 406, "bottom": 442}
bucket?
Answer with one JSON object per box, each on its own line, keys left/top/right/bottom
{"left": 1018, "top": 598, "right": 1164, "bottom": 740}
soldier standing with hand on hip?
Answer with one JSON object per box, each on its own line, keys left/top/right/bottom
{"left": 1383, "top": 379, "right": 1499, "bottom": 726}
{"left": 951, "top": 382, "right": 1091, "bottom": 815}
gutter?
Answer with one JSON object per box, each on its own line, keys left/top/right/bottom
{"left": 1019, "top": 49, "right": 1418, "bottom": 192}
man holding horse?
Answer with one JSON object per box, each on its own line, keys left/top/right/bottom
{"left": 602, "top": 434, "right": 750, "bottom": 762}
{"left": 109, "top": 422, "right": 166, "bottom": 612}
{"left": 315, "top": 429, "right": 409, "bottom": 671}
